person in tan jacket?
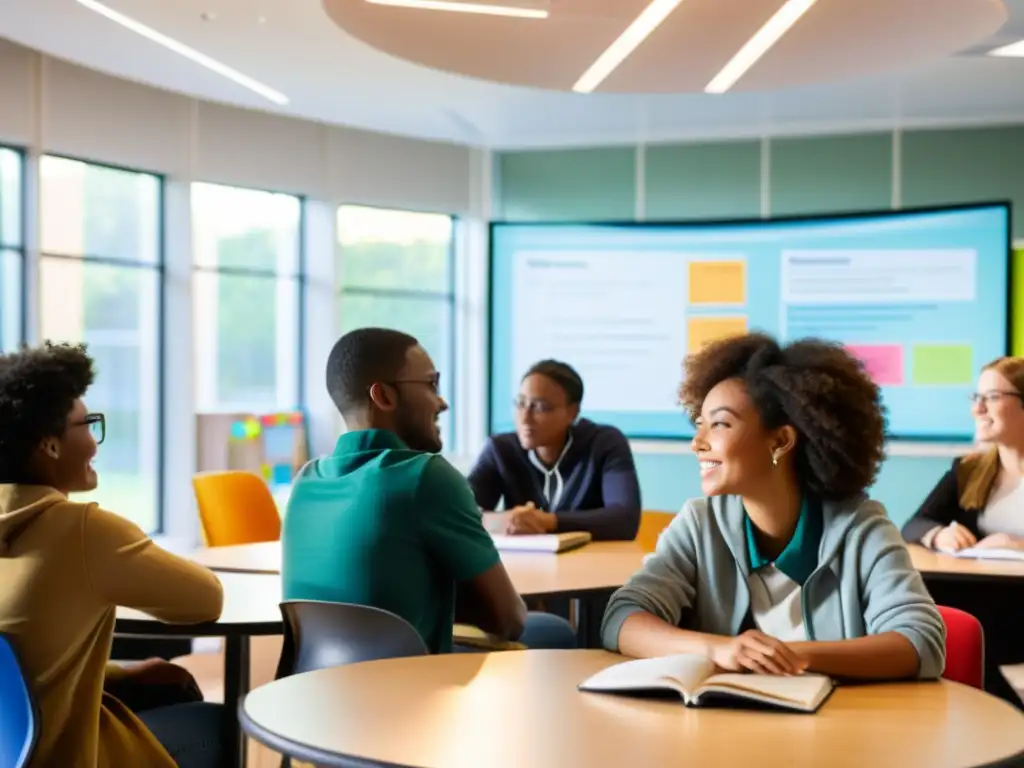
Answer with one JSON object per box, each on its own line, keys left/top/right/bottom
{"left": 0, "top": 342, "right": 226, "bottom": 767}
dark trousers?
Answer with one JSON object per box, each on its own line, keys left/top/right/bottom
{"left": 138, "top": 702, "right": 227, "bottom": 768}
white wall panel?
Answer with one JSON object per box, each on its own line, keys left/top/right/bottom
{"left": 43, "top": 57, "right": 191, "bottom": 175}
{"left": 327, "top": 126, "right": 472, "bottom": 214}
{"left": 194, "top": 101, "right": 328, "bottom": 197}
{"left": 0, "top": 38, "right": 37, "bottom": 146}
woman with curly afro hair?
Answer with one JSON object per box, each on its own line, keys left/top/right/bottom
{"left": 0, "top": 342, "right": 226, "bottom": 768}
{"left": 601, "top": 333, "right": 946, "bottom": 682}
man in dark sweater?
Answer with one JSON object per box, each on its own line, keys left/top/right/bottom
{"left": 468, "top": 360, "right": 642, "bottom": 541}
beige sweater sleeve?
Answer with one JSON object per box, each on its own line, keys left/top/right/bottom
{"left": 83, "top": 505, "right": 224, "bottom": 623}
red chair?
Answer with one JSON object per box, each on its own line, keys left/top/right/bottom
{"left": 937, "top": 605, "right": 984, "bottom": 689}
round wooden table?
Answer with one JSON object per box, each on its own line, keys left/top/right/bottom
{"left": 241, "top": 650, "right": 1024, "bottom": 768}
{"left": 188, "top": 540, "right": 647, "bottom": 600}
{"left": 116, "top": 572, "right": 284, "bottom": 768}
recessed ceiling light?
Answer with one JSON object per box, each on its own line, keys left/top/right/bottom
{"left": 572, "top": 0, "right": 686, "bottom": 94}
{"left": 75, "top": 0, "right": 289, "bottom": 105}
{"left": 989, "top": 39, "right": 1024, "bottom": 57}
{"left": 364, "top": 0, "right": 547, "bottom": 19}
{"left": 705, "top": 0, "right": 819, "bottom": 94}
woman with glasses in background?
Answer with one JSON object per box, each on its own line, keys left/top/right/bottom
{"left": 0, "top": 342, "right": 225, "bottom": 768}
{"left": 468, "top": 359, "right": 642, "bottom": 541}
{"left": 903, "top": 355, "right": 1024, "bottom": 708}
{"left": 903, "top": 356, "right": 1024, "bottom": 553}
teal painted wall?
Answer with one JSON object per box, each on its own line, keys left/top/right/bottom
{"left": 494, "top": 125, "right": 1024, "bottom": 524}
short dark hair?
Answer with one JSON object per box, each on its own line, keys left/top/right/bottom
{"left": 679, "top": 332, "right": 887, "bottom": 500}
{"left": 326, "top": 327, "right": 418, "bottom": 414}
{"left": 0, "top": 342, "right": 95, "bottom": 482}
{"left": 524, "top": 360, "right": 584, "bottom": 406}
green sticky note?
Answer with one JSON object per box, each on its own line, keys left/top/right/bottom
{"left": 912, "top": 344, "right": 974, "bottom": 385}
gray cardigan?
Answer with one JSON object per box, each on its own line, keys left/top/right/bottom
{"left": 601, "top": 494, "right": 946, "bottom": 680}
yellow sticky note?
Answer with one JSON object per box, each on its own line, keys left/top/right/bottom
{"left": 687, "top": 316, "right": 748, "bottom": 354}
{"left": 688, "top": 261, "right": 746, "bottom": 305}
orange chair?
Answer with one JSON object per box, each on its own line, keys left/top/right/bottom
{"left": 635, "top": 510, "right": 676, "bottom": 554}
{"left": 193, "top": 471, "right": 282, "bottom": 547}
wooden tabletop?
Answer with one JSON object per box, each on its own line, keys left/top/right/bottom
{"left": 241, "top": 649, "right": 1024, "bottom": 768}
{"left": 189, "top": 540, "right": 647, "bottom": 599}
{"left": 115, "top": 572, "right": 284, "bottom": 636}
{"left": 908, "top": 545, "right": 1024, "bottom": 581}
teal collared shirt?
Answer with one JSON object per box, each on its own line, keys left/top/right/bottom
{"left": 282, "top": 428, "right": 500, "bottom": 654}
{"left": 745, "top": 497, "right": 823, "bottom": 586}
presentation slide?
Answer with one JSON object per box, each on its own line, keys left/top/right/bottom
{"left": 490, "top": 204, "right": 1010, "bottom": 440}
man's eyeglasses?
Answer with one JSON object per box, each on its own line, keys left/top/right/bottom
{"left": 74, "top": 413, "right": 106, "bottom": 444}
{"left": 969, "top": 391, "right": 1023, "bottom": 407}
{"left": 384, "top": 372, "right": 441, "bottom": 394}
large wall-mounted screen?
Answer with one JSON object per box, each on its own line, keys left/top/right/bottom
{"left": 490, "top": 204, "right": 1010, "bottom": 440}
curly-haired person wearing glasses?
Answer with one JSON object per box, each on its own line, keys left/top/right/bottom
{"left": 601, "top": 333, "right": 945, "bottom": 681}
{"left": 0, "top": 343, "right": 225, "bottom": 768}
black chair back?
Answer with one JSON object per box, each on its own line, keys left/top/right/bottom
{"left": 276, "top": 600, "right": 429, "bottom": 678}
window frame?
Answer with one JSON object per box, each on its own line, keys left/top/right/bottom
{"left": 335, "top": 204, "right": 458, "bottom": 437}
{"left": 38, "top": 153, "right": 167, "bottom": 533}
{"left": 190, "top": 181, "right": 307, "bottom": 412}
{"left": 0, "top": 144, "right": 28, "bottom": 348}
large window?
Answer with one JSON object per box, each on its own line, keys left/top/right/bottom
{"left": 337, "top": 206, "right": 455, "bottom": 443}
{"left": 192, "top": 183, "right": 302, "bottom": 412}
{"left": 0, "top": 147, "right": 24, "bottom": 352}
{"left": 39, "top": 156, "right": 163, "bottom": 532}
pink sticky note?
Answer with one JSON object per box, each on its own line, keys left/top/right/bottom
{"left": 846, "top": 344, "right": 904, "bottom": 386}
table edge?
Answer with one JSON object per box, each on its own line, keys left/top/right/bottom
{"left": 240, "top": 697, "right": 411, "bottom": 768}
{"left": 113, "top": 617, "right": 283, "bottom": 638}
{"left": 239, "top": 668, "right": 1024, "bottom": 768}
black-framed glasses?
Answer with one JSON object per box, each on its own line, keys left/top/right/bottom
{"left": 969, "top": 391, "right": 1023, "bottom": 407}
{"left": 383, "top": 372, "right": 441, "bottom": 394}
{"left": 75, "top": 413, "right": 106, "bottom": 444}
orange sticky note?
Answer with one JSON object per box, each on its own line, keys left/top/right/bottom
{"left": 687, "top": 316, "right": 748, "bottom": 354}
{"left": 688, "top": 261, "right": 746, "bottom": 305}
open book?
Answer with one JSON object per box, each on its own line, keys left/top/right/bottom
{"left": 941, "top": 546, "right": 1024, "bottom": 562}
{"left": 579, "top": 654, "right": 833, "bottom": 713}
{"left": 490, "top": 531, "right": 591, "bottom": 553}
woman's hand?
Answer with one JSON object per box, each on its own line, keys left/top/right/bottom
{"left": 709, "top": 630, "right": 808, "bottom": 676}
{"left": 932, "top": 521, "right": 977, "bottom": 552}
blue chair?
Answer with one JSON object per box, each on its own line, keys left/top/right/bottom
{"left": 0, "top": 635, "right": 36, "bottom": 768}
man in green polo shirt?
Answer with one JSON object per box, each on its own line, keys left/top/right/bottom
{"left": 282, "top": 327, "right": 576, "bottom": 653}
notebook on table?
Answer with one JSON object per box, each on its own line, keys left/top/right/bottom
{"left": 490, "top": 531, "right": 592, "bottom": 554}
{"left": 452, "top": 624, "right": 526, "bottom": 651}
{"left": 578, "top": 654, "right": 833, "bottom": 714}
{"left": 940, "top": 547, "right": 1024, "bottom": 562}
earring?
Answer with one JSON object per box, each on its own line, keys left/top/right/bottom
{"left": 771, "top": 452, "right": 779, "bottom": 467}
